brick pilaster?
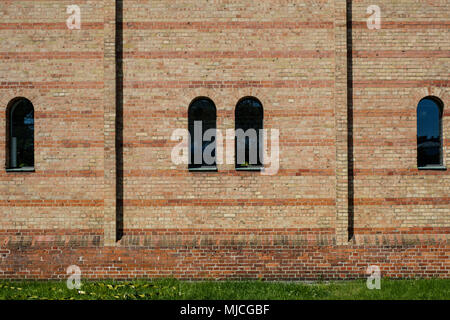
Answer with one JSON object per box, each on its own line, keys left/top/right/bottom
{"left": 103, "top": 0, "right": 117, "bottom": 246}
{"left": 334, "top": 0, "right": 350, "bottom": 245}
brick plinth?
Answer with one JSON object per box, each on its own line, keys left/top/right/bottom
{"left": 0, "top": 229, "right": 448, "bottom": 280}
{"left": 1, "top": 243, "right": 448, "bottom": 281}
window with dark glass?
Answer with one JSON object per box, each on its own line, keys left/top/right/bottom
{"left": 235, "top": 97, "right": 263, "bottom": 170}
{"left": 188, "top": 97, "right": 217, "bottom": 170}
{"left": 6, "top": 98, "right": 35, "bottom": 170}
{"left": 417, "top": 96, "right": 444, "bottom": 169}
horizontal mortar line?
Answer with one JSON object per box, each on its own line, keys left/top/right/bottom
{"left": 353, "top": 227, "right": 450, "bottom": 235}
{"left": 0, "top": 116, "right": 104, "bottom": 125}
{"left": 353, "top": 50, "right": 450, "bottom": 58}
{"left": 36, "top": 114, "right": 103, "bottom": 119}
{"left": 122, "top": 227, "right": 336, "bottom": 234}
{"left": 352, "top": 21, "right": 450, "bottom": 29}
{"left": 117, "top": 50, "right": 450, "bottom": 60}
{"left": 0, "top": 111, "right": 104, "bottom": 120}
{"left": 0, "top": 170, "right": 103, "bottom": 178}
{"left": 0, "top": 140, "right": 104, "bottom": 148}
{"left": 353, "top": 80, "right": 450, "bottom": 88}
{"left": 123, "top": 50, "right": 334, "bottom": 59}
{"left": 123, "top": 198, "right": 336, "bottom": 207}
{"left": 122, "top": 21, "right": 334, "bottom": 30}
{"left": 124, "top": 110, "right": 336, "bottom": 118}
{"left": 9, "top": 0, "right": 95, "bottom": 1}
{"left": 354, "top": 197, "right": 450, "bottom": 206}
{"left": 0, "top": 81, "right": 104, "bottom": 89}
{"left": 123, "top": 138, "right": 447, "bottom": 148}
{"left": 0, "top": 112, "right": 333, "bottom": 120}
{"left": 122, "top": 138, "right": 335, "bottom": 148}
{"left": 0, "top": 52, "right": 104, "bottom": 60}
{"left": 1, "top": 20, "right": 448, "bottom": 30}
{"left": 353, "top": 137, "right": 415, "bottom": 145}
{"left": 36, "top": 140, "right": 104, "bottom": 148}
{"left": 354, "top": 169, "right": 450, "bottom": 176}
{"left": 1, "top": 227, "right": 445, "bottom": 236}
{"left": 353, "top": 110, "right": 450, "bottom": 117}
{"left": 0, "top": 227, "right": 336, "bottom": 236}
{"left": 354, "top": 94, "right": 448, "bottom": 98}
{"left": 353, "top": 139, "right": 450, "bottom": 147}
{"left": 0, "top": 228, "right": 103, "bottom": 235}
{"left": 123, "top": 80, "right": 334, "bottom": 88}
{"left": 121, "top": 169, "right": 335, "bottom": 177}
{"left": 122, "top": 137, "right": 442, "bottom": 148}
{"left": 5, "top": 0, "right": 94, "bottom": 1}
{"left": 0, "top": 117, "right": 103, "bottom": 122}
{"left": 0, "top": 199, "right": 104, "bottom": 207}
{"left": 0, "top": 22, "right": 104, "bottom": 30}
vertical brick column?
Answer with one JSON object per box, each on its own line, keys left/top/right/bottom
{"left": 103, "top": 0, "right": 117, "bottom": 246}
{"left": 334, "top": 0, "right": 350, "bottom": 245}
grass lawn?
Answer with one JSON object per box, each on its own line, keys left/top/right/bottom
{"left": 0, "top": 279, "right": 448, "bottom": 300}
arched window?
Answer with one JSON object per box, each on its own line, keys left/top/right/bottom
{"left": 188, "top": 97, "right": 217, "bottom": 171}
{"left": 235, "top": 97, "right": 263, "bottom": 170}
{"left": 6, "top": 98, "right": 35, "bottom": 171}
{"left": 417, "top": 96, "right": 444, "bottom": 169}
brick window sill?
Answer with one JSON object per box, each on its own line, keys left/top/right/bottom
{"left": 188, "top": 166, "right": 218, "bottom": 172}
{"left": 235, "top": 166, "right": 263, "bottom": 172}
{"left": 417, "top": 165, "right": 447, "bottom": 171}
{"left": 5, "top": 167, "right": 35, "bottom": 173}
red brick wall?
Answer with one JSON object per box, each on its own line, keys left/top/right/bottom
{"left": 0, "top": 0, "right": 448, "bottom": 280}
{"left": 0, "top": 1, "right": 105, "bottom": 231}
{"left": 351, "top": 1, "right": 450, "bottom": 233}
{"left": 0, "top": 229, "right": 448, "bottom": 280}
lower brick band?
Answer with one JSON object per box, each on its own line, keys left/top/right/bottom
{"left": 0, "top": 229, "right": 448, "bottom": 280}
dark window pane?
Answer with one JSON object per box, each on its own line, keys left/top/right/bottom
{"left": 417, "top": 98, "right": 442, "bottom": 167}
{"left": 188, "top": 98, "right": 216, "bottom": 168}
{"left": 235, "top": 97, "right": 263, "bottom": 168}
{"left": 9, "top": 99, "right": 34, "bottom": 168}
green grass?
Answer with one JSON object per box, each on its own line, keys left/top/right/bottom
{"left": 0, "top": 279, "right": 448, "bottom": 300}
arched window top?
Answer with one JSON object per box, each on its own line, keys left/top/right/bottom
{"left": 188, "top": 97, "right": 216, "bottom": 120}
{"left": 417, "top": 96, "right": 444, "bottom": 169}
{"left": 235, "top": 96, "right": 263, "bottom": 119}
{"left": 8, "top": 97, "right": 34, "bottom": 115}
{"left": 6, "top": 97, "right": 35, "bottom": 171}
{"left": 417, "top": 96, "right": 443, "bottom": 117}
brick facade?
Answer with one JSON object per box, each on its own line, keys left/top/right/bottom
{"left": 0, "top": 0, "right": 448, "bottom": 280}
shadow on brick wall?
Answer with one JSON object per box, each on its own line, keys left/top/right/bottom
{"left": 347, "top": 0, "right": 354, "bottom": 241}
{"left": 116, "top": 0, "right": 124, "bottom": 241}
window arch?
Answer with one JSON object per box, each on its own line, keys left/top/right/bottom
{"left": 417, "top": 96, "right": 444, "bottom": 168}
{"left": 235, "top": 97, "right": 263, "bottom": 170}
{"left": 6, "top": 98, "right": 35, "bottom": 170}
{"left": 188, "top": 97, "right": 217, "bottom": 170}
